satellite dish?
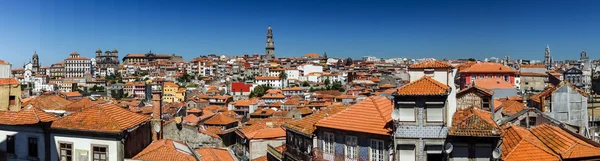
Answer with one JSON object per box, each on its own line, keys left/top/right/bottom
{"left": 492, "top": 148, "right": 501, "bottom": 159}
{"left": 153, "top": 122, "right": 161, "bottom": 133}
{"left": 392, "top": 110, "right": 400, "bottom": 120}
{"left": 444, "top": 143, "right": 453, "bottom": 154}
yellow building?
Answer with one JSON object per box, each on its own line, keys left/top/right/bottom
{"left": 162, "top": 81, "right": 183, "bottom": 103}
{"left": 0, "top": 78, "right": 21, "bottom": 111}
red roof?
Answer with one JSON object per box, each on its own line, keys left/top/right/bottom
{"left": 132, "top": 139, "right": 197, "bottom": 161}
{"left": 316, "top": 96, "right": 392, "bottom": 136}
{"left": 231, "top": 82, "right": 252, "bottom": 93}
{"left": 396, "top": 76, "right": 450, "bottom": 96}
{"left": 0, "top": 78, "right": 19, "bottom": 85}
{"left": 0, "top": 106, "right": 57, "bottom": 125}
{"left": 474, "top": 78, "right": 514, "bottom": 89}
{"left": 460, "top": 62, "right": 516, "bottom": 74}
{"left": 195, "top": 147, "right": 234, "bottom": 161}
{"left": 501, "top": 124, "right": 559, "bottom": 161}
{"left": 409, "top": 59, "right": 452, "bottom": 69}
{"left": 51, "top": 104, "right": 151, "bottom": 133}
{"left": 449, "top": 106, "right": 500, "bottom": 137}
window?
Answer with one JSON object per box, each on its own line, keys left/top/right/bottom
{"left": 345, "top": 136, "right": 358, "bottom": 159}
{"left": 398, "top": 145, "right": 415, "bottom": 161}
{"left": 426, "top": 103, "right": 444, "bottom": 122}
{"left": 60, "top": 143, "right": 73, "bottom": 161}
{"left": 482, "top": 98, "right": 490, "bottom": 110}
{"left": 92, "top": 146, "right": 107, "bottom": 161}
{"left": 370, "top": 139, "right": 384, "bottom": 161}
{"left": 28, "top": 137, "right": 38, "bottom": 158}
{"left": 504, "top": 75, "right": 509, "bottom": 82}
{"left": 397, "top": 102, "right": 415, "bottom": 122}
{"left": 323, "top": 132, "right": 335, "bottom": 154}
{"left": 9, "top": 96, "right": 15, "bottom": 105}
{"left": 6, "top": 135, "right": 15, "bottom": 154}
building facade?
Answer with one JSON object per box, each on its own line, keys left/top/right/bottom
{"left": 64, "top": 52, "right": 91, "bottom": 78}
{"left": 95, "top": 49, "right": 120, "bottom": 77}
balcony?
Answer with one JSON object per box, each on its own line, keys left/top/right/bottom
{"left": 313, "top": 147, "right": 366, "bottom": 161}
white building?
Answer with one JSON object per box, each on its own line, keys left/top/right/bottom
{"left": 298, "top": 64, "right": 323, "bottom": 77}
{"left": 254, "top": 76, "right": 282, "bottom": 89}
{"left": 64, "top": 52, "right": 91, "bottom": 78}
{"left": 0, "top": 60, "right": 12, "bottom": 78}
{"left": 0, "top": 105, "right": 57, "bottom": 161}
{"left": 284, "top": 69, "right": 300, "bottom": 80}
{"left": 50, "top": 104, "right": 152, "bottom": 161}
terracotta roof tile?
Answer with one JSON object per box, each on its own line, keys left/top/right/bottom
{"left": 474, "top": 78, "right": 514, "bottom": 89}
{"left": 0, "top": 105, "right": 58, "bottom": 125}
{"left": 0, "top": 78, "right": 19, "bottom": 85}
{"left": 183, "top": 114, "right": 200, "bottom": 126}
{"left": 283, "top": 106, "right": 346, "bottom": 135}
{"left": 132, "top": 139, "right": 196, "bottom": 161}
{"left": 520, "top": 64, "right": 546, "bottom": 68}
{"left": 530, "top": 124, "right": 600, "bottom": 159}
{"left": 239, "top": 118, "right": 291, "bottom": 139}
{"left": 199, "top": 126, "right": 224, "bottom": 139}
{"left": 64, "top": 97, "right": 106, "bottom": 112}
{"left": 316, "top": 96, "right": 393, "bottom": 136}
{"left": 255, "top": 76, "right": 280, "bottom": 80}
{"left": 409, "top": 59, "right": 452, "bottom": 69}
{"left": 501, "top": 124, "right": 559, "bottom": 161}
{"left": 195, "top": 147, "right": 234, "bottom": 161}
{"left": 251, "top": 108, "right": 276, "bottom": 116}
{"left": 498, "top": 99, "right": 525, "bottom": 116}
{"left": 23, "top": 94, "right": 72, "bottom": 111}
{"left": 460, "top": 62, "right": 516, "bottom": 73}
{"left": 203, "top": 113, "right": 236, "bottom": 125}
{"left": 395, "top": 76, "right": 450, "bottom": 96}
{"left": 449, "top": 106, "right": 500, "bottom": 137}
{"left": 51, "top": 104, "right": 151, "bottom": 133}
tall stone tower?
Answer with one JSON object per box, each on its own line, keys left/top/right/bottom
{"left": 32, "top": 51, "right": 39, "bottom": 73}
{"left": 265, "top": 26, "right": 275, "bottom": 61}
{"left": 581, "top": 50, "right": 590, "bottom": 70}
{"left": 544, "top": 44, "right": 552, "bottom": 70}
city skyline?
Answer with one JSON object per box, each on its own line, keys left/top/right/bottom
{"left": 1, "top": 0, "right": 600, "bottom": 65}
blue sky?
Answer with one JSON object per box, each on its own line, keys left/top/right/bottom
{"left": 0, "top": 0, "right": 599, "bottom": 66}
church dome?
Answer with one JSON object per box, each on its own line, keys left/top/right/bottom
{"left": 96, "top": 49, "right": 102, "bottom": 53}
{"left": 112, "top": 48, "right": 118, "bottom": 53}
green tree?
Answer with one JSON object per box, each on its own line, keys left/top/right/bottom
{"left": 324, "top": 78, "right": 331, "bottom": 87}
{"left": 309, "top": 87, "right": 315, "bottom": 92}
{"left": 279, "top": 71, "right": 288, "bottom": 88}
{"left": 249, "top": 85, "right": 272, "bottom": 98}
{"left": 468, "top": 58, "right": 476, "bottom": 61}
{"left": 302, "top": 81, "right": 310, "bottom": 87}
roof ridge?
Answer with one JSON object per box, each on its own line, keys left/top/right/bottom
{"left": 370, "top": 97, "right": 387, "bottom": 123}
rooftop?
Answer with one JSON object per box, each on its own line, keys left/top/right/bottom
{"left": 316, "top": 96, "right": 392, "bottom": 136}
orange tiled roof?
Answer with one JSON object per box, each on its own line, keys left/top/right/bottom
{"left": 251, "top": 108, "right": 276, "bottom": 116}
{"left": 64, "top": 97, "right": 105, "bottom": 112}
{"left": 501, "top": 123, "right": 559, "bottom": 161}
{"left": 164, "top": 81, "right": 179, "bottom": 88}
{"left": 379, "top": 84, "right": 396, "bottom": 88}
{"left": 203, "top": 113, "right": 236, "bottom": 125}
{"left": 520, "top": 64, "right": 546, "bottom": 68}
{"left": 530, "top": 124, "right": 600, "bottom": 159}
{"left": 195, "top": 147, "right": 234, "bottom": 161}
{"left": 305, "top": 53, "right": 320, "bottom": 57}
{"left": 132, "top": 139, "right": 196, "bottom": 161}
{"left": 409, "top": 59, "right": 452, "bottom": 69}
{"left": 316, "top": 96, "right": 392, "bottom": 136}
{"left": 0, "top": 78, "right": 19, "bottom": 85}
{"left": 0, "top": 59, "right": 8, "bottom": 64}
{"left": 199, "top": 126, "right": 223, "bottom": 139}
{"left": 239, "top": 118, "right": 291, "bottom": 139}
{"left": 64, "top": 91, "right": 82, "bottom": 97}
{"left": 449, "top": 106, "right": 500, "bottom": 137}
{"left": 474, "top": 78, "right": 514, "bottom": 89}
{"left": 252, "top": 156, "right": 268, "bottom": 161}
{"left": 460, "top": 62, "right": 516, "bottom": 73}
{"left": 183, "top": 114, "right": 199, "bottom": 126}
{"left": 51, "top": 104, "right": 151, "bottom": 133}
{"left": 283, "top": 105, "right": 347, "bottom": 135}
{"left": 255, "top": 76, "right": 280, "bottom": 80}
{"left": 498, "top": 99, "right": 525, "bottom": 116}
{"left": 22, "top": 94, "right": 72, "bottom": 111}
{"left": 529, "top": 81, "right": 589, "bottom": 104}
{"left": 0, "top": 105, "right": 58, "bottom": 125}
{"left": 396, "top": 76, "right": 450, "bottom": 96}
